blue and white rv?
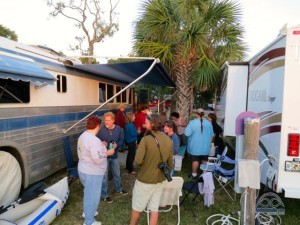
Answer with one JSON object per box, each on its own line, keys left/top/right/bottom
{"left": 0, "top": 36, "right": 174, "bottom": 206}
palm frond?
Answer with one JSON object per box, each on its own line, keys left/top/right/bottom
{"left": 133, "top": 0, "right": 248, "bottom": 90}
{"left": 191, "top": 55, "right": 221, "bottom": 88}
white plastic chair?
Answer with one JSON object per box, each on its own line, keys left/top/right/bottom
{"left": 146, "top": 177, "right": 184, "bottom": 225}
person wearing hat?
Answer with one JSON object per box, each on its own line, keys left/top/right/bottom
{"left": 134, "top": 106, "right": 149, "bottom": 144}
{"left": 184, "top": 108, "right": 214, "bottom": 179}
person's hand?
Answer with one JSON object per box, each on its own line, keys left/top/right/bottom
{"left": 102, "top": 141, "right": 108, "bottom": 147}
{"left": 107, "top": 148, "right": 115, "bottom": 156}
{"left": 113, "top": 143, "right": 118, "bottom": 149}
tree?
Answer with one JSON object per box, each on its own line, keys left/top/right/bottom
{"left": 0, "top": 24, "right": 18, "bottom": 41}
{"left": 47, "top": 0, "right": 119, "bottom": 64}
{"left": 133, "top": 0, "right": 246, "bottom": 120}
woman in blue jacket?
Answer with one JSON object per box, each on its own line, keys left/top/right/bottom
{"left": 125, "top": 112, "right": 139, "bottom": 175}
{"left": 185, "top": 108, "right": 214, "bottom": 179}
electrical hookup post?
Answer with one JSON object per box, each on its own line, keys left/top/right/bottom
{"left": 235, "top": 112, "right": 260, "bottom": 225}
{"left": 235, "top": 112, "right": 260, "bottom": 193}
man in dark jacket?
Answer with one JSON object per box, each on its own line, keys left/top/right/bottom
{"left": 97, "top": 112, "right": 127, "bottom": 203}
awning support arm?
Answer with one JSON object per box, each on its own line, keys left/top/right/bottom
{"left": 63, "top": 58, "right": 160, "bottom": 134}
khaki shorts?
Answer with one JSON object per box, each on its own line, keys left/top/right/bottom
{"left": 132, "top": 179, "right": 163, "bottom": 212}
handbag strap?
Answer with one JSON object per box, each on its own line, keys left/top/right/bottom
{"left": 149, "top": 133, "right": 165, "bottom": 163}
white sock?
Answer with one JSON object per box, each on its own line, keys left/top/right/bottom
{"left": 192, "top": 173, "right": 197, "bottom": 177}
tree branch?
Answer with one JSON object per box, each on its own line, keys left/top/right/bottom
{"left": 47, "top": 0, "right": 120, "bottom": 62}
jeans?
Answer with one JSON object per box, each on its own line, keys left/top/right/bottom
{"left": 79, "top": 171, "right": 104, "bottom": 225}
{"left": 101, "top": 157, "right": 122, "bottom": 198}
{"left": 126, "top": 141, "right": 136, "bottom": 172}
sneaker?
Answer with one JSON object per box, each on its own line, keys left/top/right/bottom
{"left": 116, "top": 190, "right": 128, "bottom": 196}
{"left": 82, "top": 211, "right": 99, "bottom": 218}
{"left": 102, "top": 196, "right": 113, "bottom": 203}
{"left": 83, "top": 220, "right": 102, "bottom": 225}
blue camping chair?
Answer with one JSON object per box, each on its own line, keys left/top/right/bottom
{"left": 63, "top": 136, "right": 79, "bottom": 179}
{"left": 200, "top": 147, "right": 228, "bottom": 172}
{"left": 200, "top": 148, "right": 236, "bottom": 201}
{"left": 213, "top": 156, "right": 236, "bottom": 201}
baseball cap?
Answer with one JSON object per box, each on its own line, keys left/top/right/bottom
{"left": 196, "top": 108, "right": 204, "bottom": 114}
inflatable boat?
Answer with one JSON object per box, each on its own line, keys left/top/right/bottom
{"left": 0, "top": 177, "right": 69, "bottom": 225}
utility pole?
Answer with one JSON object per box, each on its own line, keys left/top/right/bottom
{"left": 241, "top": 118, "right": 260, "bottom": 225}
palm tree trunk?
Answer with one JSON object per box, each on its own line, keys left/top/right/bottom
{"left": 174, "top": 63, "right": 193, "bottom": 122}
{"left": 190, "top": 88, "right": 195, "bottom": 115}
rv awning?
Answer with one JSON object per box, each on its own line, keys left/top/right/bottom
{"left": 0, "top": 54, "right": 56, "bottom": 85}
{"left": 72, "top": 59, "right": 175, "bottom": 87}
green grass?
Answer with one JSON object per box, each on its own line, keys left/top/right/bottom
{"left": 45, "top": 158, "right": 300, "bottom": 225}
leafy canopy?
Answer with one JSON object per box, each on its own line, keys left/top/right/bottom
{"left": 134, "top": 0, "right": 247, "bottom": 88}
{"left": 0, "top": 24, "right": 18, "bottom": 41}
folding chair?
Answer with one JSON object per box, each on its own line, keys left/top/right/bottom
{"left": 180, "top": 176, "right": 204, "bottom": 217}
{"left": 145, "top": 177, "right": 184, "bottom": 225}
{"left": 199, "top": 147, "right": 236, "bottom": 201}
{"left": 63, "top": 136, "right": 79, "bottom": 179}
{"left": 200, "top": 147, "right": 228, "bottom": 172}
{"left": 211, "top": 156, "right": 236, "bottom": 201}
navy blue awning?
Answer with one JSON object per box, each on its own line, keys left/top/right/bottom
{"left": 0, "top": 54, "right": 56, "bottom": 85}
{"left": 72, "top": 59, "right": 175, "bottom": 87}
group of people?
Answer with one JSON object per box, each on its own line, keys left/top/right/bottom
{"left": 77, "top": 104, "right": 223, "bottom": 225}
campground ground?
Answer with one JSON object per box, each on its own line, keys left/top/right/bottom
{"left": 45, "top": 151, "right": 300, "bottom": 225}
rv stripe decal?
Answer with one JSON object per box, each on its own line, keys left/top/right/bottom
{"left": 249, "top": 59, "right": 285, "bottom": 85}
{"left": 250, "top": 48, "right": 285, "bottom": 74}
{"left": 260, "top": 125, "right": 281, "bottom": 137}
{"left": 260, "top": 113, "right": 282, "bottom": 128}
{"left": 28, "top": 201, "right": 58, "bottom": 225}
{"left": 0, "top": 110, "right": 109, "bottom": 132}
{"left": 257, "top": 111, "right": 273, "bottom": 117}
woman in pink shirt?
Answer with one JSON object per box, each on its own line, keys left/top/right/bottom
{"left": 77, "top": 116, "right": 115, "bottom": 225}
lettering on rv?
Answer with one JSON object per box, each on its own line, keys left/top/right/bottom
{"left": 250, "top": 89, "right": 276, "bottom": 103}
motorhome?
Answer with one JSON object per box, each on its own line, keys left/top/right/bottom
{"left": 217, "top": 25, "right": 300, "bottom": 198}
{"left": 0, "top": 36, "right": 174, "bottom": 206}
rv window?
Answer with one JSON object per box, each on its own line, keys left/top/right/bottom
{"left": 129, "top": 89, "right": 132, "bottom": 104}
{"left": 116, "top": 86, "right": 122, "bottom": 102}
{"left": 99, "top": 83, "right": 106, "bottom": 102}
{"left": 122, "top": 88, "right": 127, "bottom": 103}
{"left": 0, "top": 78, "right": 30, "bottom": 103}
{"left": 107, "top": 84, "right": 114, "bottom": 102}
{"left": 57, "top": 75, "right": 67, "bottom": 93}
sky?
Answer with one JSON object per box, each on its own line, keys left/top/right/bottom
{"left": 0, "top": 0, "right": 299, "bottom": 60}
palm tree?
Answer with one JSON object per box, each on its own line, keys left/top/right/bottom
{"left": 133, "top": 0, "right": 246, "bottom": 120}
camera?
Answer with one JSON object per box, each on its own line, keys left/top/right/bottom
{"left": 158, "top": 162, "right": 172, "bottom": 182}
